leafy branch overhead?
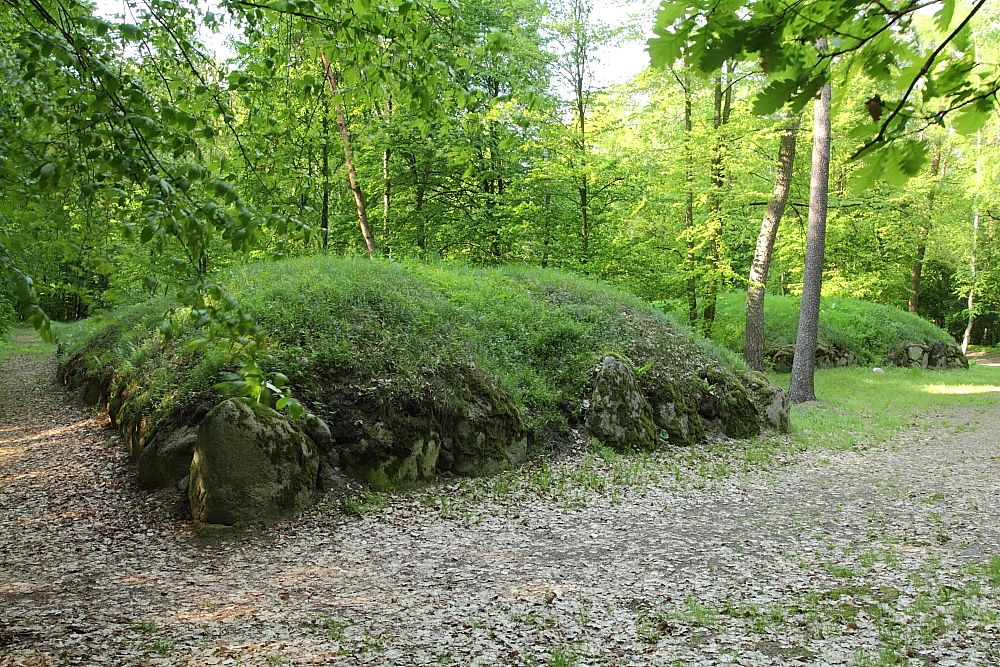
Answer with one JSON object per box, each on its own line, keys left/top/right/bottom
{"left": 649, "top": 0, "right": 999, "bottom": 185}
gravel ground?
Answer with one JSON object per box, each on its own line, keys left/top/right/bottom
{"left": 1, "top": 337, "right": 998, "bottom": 666}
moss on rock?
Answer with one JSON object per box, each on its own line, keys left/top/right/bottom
{"left": 188, "top": 399, "right": 319, "bottom": 525}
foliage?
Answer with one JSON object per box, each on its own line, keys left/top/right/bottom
{"left": 0, "top": 293, "right": 14, "bottom": 340}
{"left": 649, "top": 0, "right": 1000, "bottom": 185}
{"left": 668, "top": 292, "right": 957, "bottom": 365}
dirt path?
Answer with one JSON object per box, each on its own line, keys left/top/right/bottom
{"left": 2, "top": 338, "right": 999, "bottom": 666}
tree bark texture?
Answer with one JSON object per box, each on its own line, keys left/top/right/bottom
{"left": 789, "top": 77, "right": 832, "bottom": 404}
{"left": 744, "top": 120, "right": 799, "bottom": 371}
{"left": 322, "top": 54, "right": 377, "bottom": 257}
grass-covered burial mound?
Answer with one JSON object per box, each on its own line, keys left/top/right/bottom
{"left": 668, "top": 292, "right": 967, "bottom": 371}
{"left": 58, "top": 258, "right": 789, "bottom": 523}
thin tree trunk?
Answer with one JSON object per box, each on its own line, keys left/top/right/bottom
{"left": 789, "top": 75, "right": 832, "bottom": 404}
{"left": 320, "top": 93, "right": 331, "bottom": 250}
{"left": 382, "top": 146, "right": 391, "bottom": 251}
{"left": 322, "top": 54, "right": 376, "bottom": 256}
{"left": 381, "top": 98, "right": 392, "bottom": 254}
{"left": 908, "top": 232, "right": 926, "bottom": 314}
{"left": 909, "top": 145, "right": 941, "bottom": 313}
{"left": 680, "top": 68, "right": 697, "bottom": 328}
{"left": 962, "top": 131, "right": 983, "bottom": 354}
{"left": 745, "top": 120, "right": 799, "bottom": 371}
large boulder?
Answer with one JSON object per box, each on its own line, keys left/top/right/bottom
{"left": 188, "top": 400, "right": 319, "bottom": 525}
{"left": 586, "top": 355, "right": 658, "bottom": 450}
{"left": 136, "top": 426, "right": 198, "bottom": 489}
{"left": 332, "top": 364, "right": 529, "bottom": 488}
{"left": 745, "top": 373, "right": 791, "bottom": 433}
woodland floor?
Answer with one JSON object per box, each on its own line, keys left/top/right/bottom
{"left": 1, "top": 332, "right": 999, "bottom": 666}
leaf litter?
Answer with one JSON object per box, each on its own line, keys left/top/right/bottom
{"left": 1, "top": 350, "right": 998, "bottom": 665}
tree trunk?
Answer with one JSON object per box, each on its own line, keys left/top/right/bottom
{"left": 322, "top": 54, "right": 376, "bottom": 257}
{"left": 745, "top": 120, "right": 799, "bottom": 371}
{"left": 908, "top": 232, "right": 926, "bottom": 314}
{"left": 789, "top": 76, "right": 832, "bottom": 404}
{"left": 909, "top": 144, "right": 941, "bottom": 313}
{"left": 576, "top": 56, "right": 590, "bottom": 265}
{"left": 680, "top": 68, "right": 697, "bottom": 328}
{"left": 406, "top": 153, "right": 428, "bottom": 258}
{"left": 382, "top": 146, "right": 391, "bottom": 252}
{"left": 962, "top": 131, "right": 983, "bottom": 354}
{"left": 320, "top": 93, "right": 331, "bottom": 250}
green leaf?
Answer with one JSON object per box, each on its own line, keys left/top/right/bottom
{"left": 952, "top": 97, "right": 993, "bottom": 135}
{"left": 752, "top": 79, "right": 800, "bottom": 115}
{"left": 934, "top": 0, "right": 955, "bottom": 32}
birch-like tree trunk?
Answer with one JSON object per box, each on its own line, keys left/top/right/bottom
{"left": 961, "top": 130, "right": 983, "bottom": 354}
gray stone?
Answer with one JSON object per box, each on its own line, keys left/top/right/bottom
{"left": 136, "top": 426, "right": 198, "bottom": 489}
{"left": 763, "top": 387, "right": 790, "bottom": 432}
{"left": 586, "top": 355, "right": 657, "bottom": 450}
{"left": 303, "top": 414, "right": 333, "bottom": 450}
{"left": 907, "top": 344, "right": 925, "bottom": 362}
{"left": 188, "top": 399, "right": 319, "bottom": 525}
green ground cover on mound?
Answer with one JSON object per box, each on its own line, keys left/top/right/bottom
{"left": 666, "top": 292, "right": 956, "bottom": 366}
{"left": 56, "top": 258, "right": 779, "bottom": 488}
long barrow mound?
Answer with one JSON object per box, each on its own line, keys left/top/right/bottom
{"left": 58, "top": 258, "right": 789, "bottom": 523}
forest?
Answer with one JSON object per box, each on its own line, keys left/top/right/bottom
{"left": 1, "top": 0, "right": 998, "bottom": 358}
{"left": 2, "top": 0, "right": 1000, "bottom": 664}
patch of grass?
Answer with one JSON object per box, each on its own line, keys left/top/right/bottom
{"left": 547, "top": 647, "right": 579, "bottom": 667}
{"left": 0, "top": 326, "right": 54, "bottom": 363}
{"left": 131, "top": 619, "right": 158, "bottom": 634}
{"left": 771, "top": 364, "right": 1000, "bottom": 449}
{"left": 304, "top": 616, "right": 350, "bottom": 641}
{"left": 341, "top": 489, "right": 388, "bottom": 517}
{"left": 151, "top": 638, "right": 174, "bottom": 656}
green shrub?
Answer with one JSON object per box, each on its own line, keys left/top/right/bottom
{"left": 0, "top": 295, "right": 14, "bottom": 340}
{"left": 668, "top": 292, "right": 957, "bottom": 365}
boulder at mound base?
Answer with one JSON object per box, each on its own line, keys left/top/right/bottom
{"left": 746, "top": 374, "right": 791, "bottom": 433}
{"left": 891, "top": 341, "right": 969, "bottom": 369}
{"left": 188, "top": 399, "right": 319, "bottom": 525}
{"left": 136, "top": 425, "right": 197, "bottom": 489}
{"left": 587, "top": 355, "right": 658, "bottom": 450}
{"left": 337, "top": 366, "right": 529, "bottom": 488}
{"left": 768, "top": 343, "right": 855, "bottom": 373}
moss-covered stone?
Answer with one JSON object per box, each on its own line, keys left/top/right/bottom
{"left": 188, "top": 399, "right": 319, "bottom": 525}
{"left": 337, "top": 364, "right": 529, "bottom": 487}
{"left": 586, "top": 355, "right": 657, "bottom": 451}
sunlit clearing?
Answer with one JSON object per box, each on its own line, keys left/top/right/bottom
{"left": 921, "top": 384, "right": 1000, "bottom": 395}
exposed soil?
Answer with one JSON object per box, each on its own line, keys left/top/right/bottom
{"left": 2, "top": 335, "right": 998, "bottom": 666}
